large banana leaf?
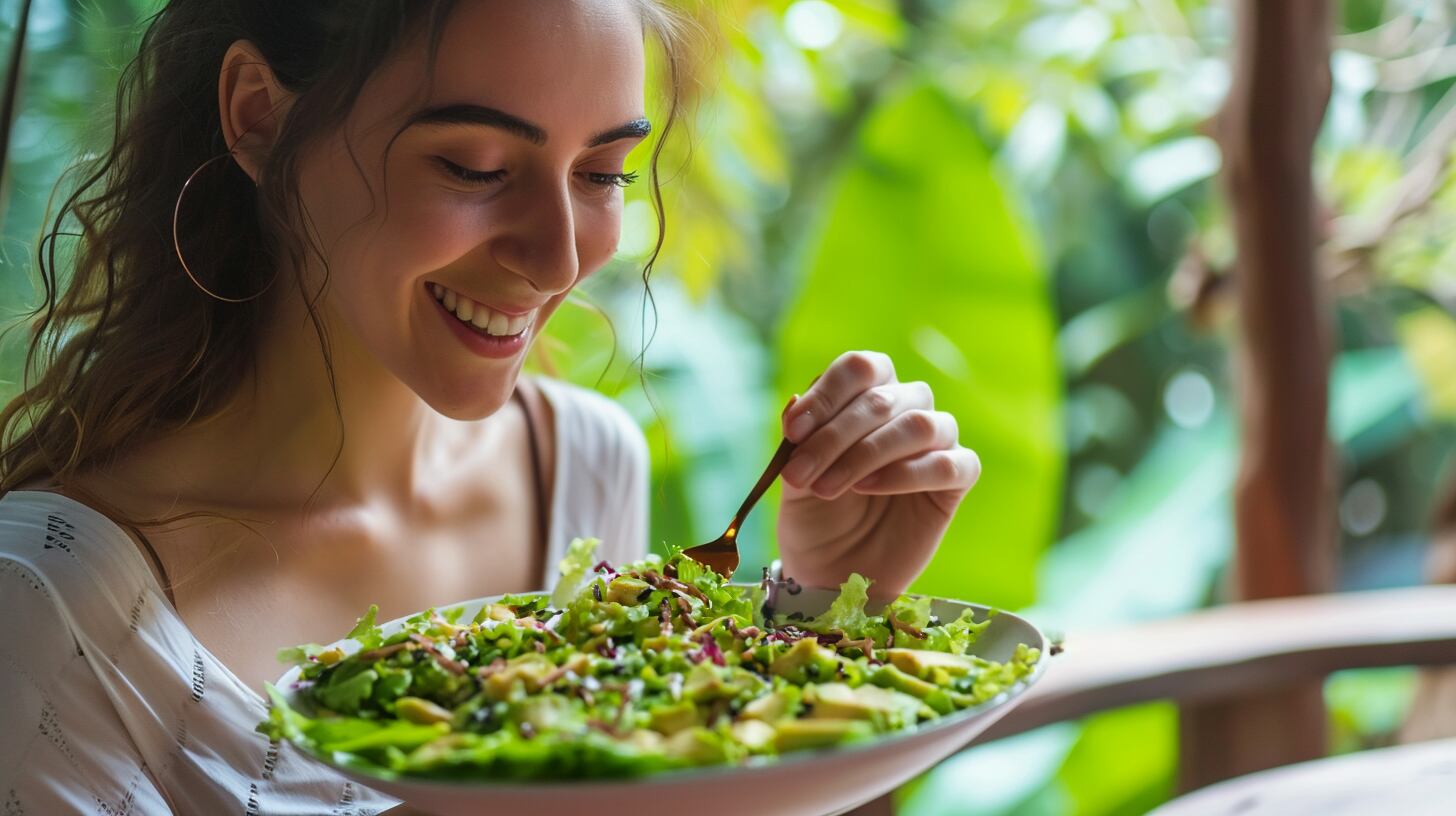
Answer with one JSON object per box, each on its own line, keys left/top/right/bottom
{"left": 777, "top": 78, "right": 1063, "bottom": 610}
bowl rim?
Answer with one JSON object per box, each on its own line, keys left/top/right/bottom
{"left": 271, "top": 585, "right": 1050, "bottom": 790}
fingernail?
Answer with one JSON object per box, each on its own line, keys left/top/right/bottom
{"left": 782, "top": 394, "right": 799, "bottom": 418}
{"left": 782, "top": 452, "right": 817, "bottom": 487}
{"left": 786, "top": 411, "right": 815, "bottom": 443}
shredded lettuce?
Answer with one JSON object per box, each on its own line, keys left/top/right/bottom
{"left": 921, "top": 608, "right": 992, "bottom": 654}
{"left": 887, "top": 594, "right": 934, "bottom": 629}
{"left": 314, "top": 664, "right": 378, "bottom": 714}
{"left": 276, "top": 642, "right": 328, "bottom": 666}
{"left": 810, "top": 573, "right": 892, "bottom": 645}
{"left": 819, "top": 573, "right": 874, "bottom": 633}
{"left": 262, "top": 682, "right": 309, "bottom": 742}
{"left": 550, "top": 537, "right": 601, "bottom": 609}
{"left": 346, "top": 604, "right": 384, "bottom": 650}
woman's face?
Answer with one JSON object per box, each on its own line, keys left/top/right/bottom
{"left": 290, "top": 0, "right": 648, "bottom": 418}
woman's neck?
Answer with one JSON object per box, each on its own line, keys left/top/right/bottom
{"left": 86, "top": 295, "right": 498, "bottom": 517}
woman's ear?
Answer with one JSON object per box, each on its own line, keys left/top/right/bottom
{"left": 217, "top": 40, "right": 293, "bottom": 183}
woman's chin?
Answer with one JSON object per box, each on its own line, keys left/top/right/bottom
{"left": 422, "top": 378, "right": 519, "bottom": 421}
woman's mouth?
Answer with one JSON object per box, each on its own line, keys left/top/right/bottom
{"left": 427, "top": 282, "right": 538, "bottom": 359}
{"left": 430, "top": 282, "right": 535, "bottom": 336}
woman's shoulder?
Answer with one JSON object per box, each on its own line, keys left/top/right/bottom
{"left": 0, "top": 489, "right": 401, "bottom": 814}
{"left": 0, "top": 489, "right": 156, "bottom": 649}
{"left": 0, "top": 489, "right": 149, "bottom": 598}
{"left": 531, "top": 376, "right": 648, "bottom": 476}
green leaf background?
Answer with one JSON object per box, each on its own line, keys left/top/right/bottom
{"left": 779, "top": 79, "right": 1062, "bottom": 610}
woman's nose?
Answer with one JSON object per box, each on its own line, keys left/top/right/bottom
{"left": 489, "top": 183, "right": 580, "bottom": 296}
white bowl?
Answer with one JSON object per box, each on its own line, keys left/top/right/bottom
{"left": 272, "top": 584, "right": 1049, "bottom": 816}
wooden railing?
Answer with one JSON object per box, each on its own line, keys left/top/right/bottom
{"left": 851, "top": 585, "right": 1456, "bottom": 815}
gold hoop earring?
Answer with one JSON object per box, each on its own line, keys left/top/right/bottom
{"left": 171, "top": 151, "right": 279, "bottom": 303}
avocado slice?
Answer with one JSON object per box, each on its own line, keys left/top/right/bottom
{"left": 806, "top": 682, "right": 874, "bottom": 720}
{"left": 867, "top": 663, "right": 938, "bottom": 699}
{"left": 482, "top": 653, "right": 556, "bottom": 701}
{"left": 807, "top": 682, "right": 924, "bottom": 729}
{"left": 867, "top": 664, "right": 977, "bottom": 714}
{"left": 739, "top": 688, "right": 798, "bottom": 722}
{"left": 684, "top": 662, "right": 727, "bottom": 701}
{"left": 604, "top": 576, "right": 652, "bottom": 605}
{"left": 395, "top": 696, "right": 453, "bottom": 725}
{"left": 773, "top": 718, "right": 874, "bottom": 753}
{"left": 768, "top": 638, "right": 840, "bottom": 684}
{"left": 513, "top": 695, "right": 582, "bottom": 732}
{"left": 663, "top": 726, "right": 732, "bottom": 764}
{"left": 886, "top": 648, "right": 976, "bottom": 679}
{"left": 648, "top": 700, "right": 701, "bottom": 735}
{"left": 730, "top": 718, "right": 776, "bottom": 752}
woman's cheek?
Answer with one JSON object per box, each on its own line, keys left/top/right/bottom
{"left": 576, "top": 200, "right": 623, "bottom": 280}
{"left": 382, "top": 191, "right": 490, "bottom": 272}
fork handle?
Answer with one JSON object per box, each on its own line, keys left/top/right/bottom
{"left": 726, "top": 437, "right": 797, "bottom": 535}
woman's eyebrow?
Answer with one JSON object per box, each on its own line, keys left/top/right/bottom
{"left": 406, "top": 104, "right": 651, "bottom": 147}
{"left": 589, "top": 117, "right": 652, "bottom": 147}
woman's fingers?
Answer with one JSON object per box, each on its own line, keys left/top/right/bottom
{"left": 807, "top": 408, "right": 959, "bottom": 499}
{"left": 781, "top": 381, "right": 934, "bottom": 490}
{"left": 850, "top": 446, "right": 982, "bottom": 497}
{"left": 783, "top": 351, "right": 897, "bottom": 443}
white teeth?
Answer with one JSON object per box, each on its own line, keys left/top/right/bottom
{"left": 487, "top": 311, "right": 509, "bottom": 336}
{"left": 431, "top": 282, "right": 533, "bottom": 338}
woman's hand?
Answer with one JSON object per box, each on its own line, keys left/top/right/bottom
{"left": 775, "top": 351, "right": 981, "bottom": 601}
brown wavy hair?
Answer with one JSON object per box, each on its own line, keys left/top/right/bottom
{"left": 0, "top": 0, "right": 708, "bottom": 532}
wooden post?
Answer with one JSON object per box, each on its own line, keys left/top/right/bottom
{"left": 0, "top": 0, "right": 36, "bottom": 206}
{"left": 1179, "top": 0, "right": 1336, "bottom": 791}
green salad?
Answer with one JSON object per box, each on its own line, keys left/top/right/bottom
{"left": 258, "top": 539, "right": 1041, "bottom": 781}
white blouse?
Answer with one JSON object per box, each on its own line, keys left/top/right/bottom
{"left": 0, "top": 377, "right": 649, "bottom": 814}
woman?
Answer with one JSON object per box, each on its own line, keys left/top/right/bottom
{"left": 0, "top": 0, "right": 980, "bottom": 812}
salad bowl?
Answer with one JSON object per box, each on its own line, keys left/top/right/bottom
{"left": 265, "top": 549, "right": 1049, "bottom": 816}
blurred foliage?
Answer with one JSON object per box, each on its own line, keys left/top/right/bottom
{"left": 7, "top": 0, "right": 1456, "bottom": 814}
{"left": 1326, "top": 666, "right": 1419, "bottom": 756}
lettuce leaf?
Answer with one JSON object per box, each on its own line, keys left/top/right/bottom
{"left": 922, "top": 608, "right": 991, "bottom": 654}
{"left": 315, "top": 664, "right": 378, "bottom": 714}
{"left": 276, "top": 642, "right": 328, "bottom": 666}
{"left": 811, "top": 572, "right": 893, "bottom": 646}
{"left": 551, "top": 537, "right": 601, "bottom": 609}
{"left": 259, "top": 682, "right": 310, "bottom": 742}
{"left": 819, "top": 573, "right": 873, "bottom": 632}
{"left": 887, "top": 594, "right": 933, "bottom": 629}
{"left": 346, "top": 604, "right": 384, "bottom": 650}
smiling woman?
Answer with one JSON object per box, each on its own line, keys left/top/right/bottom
{"left": 0, "top": 0, "right": 705, "bottom": 812}
{"left": 0, "top": 0, "right": 987, "bottom": 812}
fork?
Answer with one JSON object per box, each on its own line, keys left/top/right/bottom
{"left": 681, "top": 437, "right": 798, "bottom": 580}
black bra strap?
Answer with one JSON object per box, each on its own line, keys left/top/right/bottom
{"left": 512, "top": 381, "right": 552, "bottom": 572}
{"left": 126, "top": 521, "right": 177, "bottom": 610}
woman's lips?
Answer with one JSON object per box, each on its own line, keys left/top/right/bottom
{"left": 429, "top": 283, "right": 531, "bottom": 360}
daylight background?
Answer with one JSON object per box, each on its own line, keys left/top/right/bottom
{"left": 4, "top": 0, "right": 1456, "bottom": 813}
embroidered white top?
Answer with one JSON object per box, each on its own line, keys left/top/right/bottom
{"left": 0, "top": 378, "right": 648, "bottom": 814}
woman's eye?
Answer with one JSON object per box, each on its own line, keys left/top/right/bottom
{"left": 434, "top": 157, "right": 637, "bottom": 191}
{"left": 435, "top": 157, "right": 505, "bottom": 186}
{"left": 585, "top": 170, "right": 639, "bottom": 189}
